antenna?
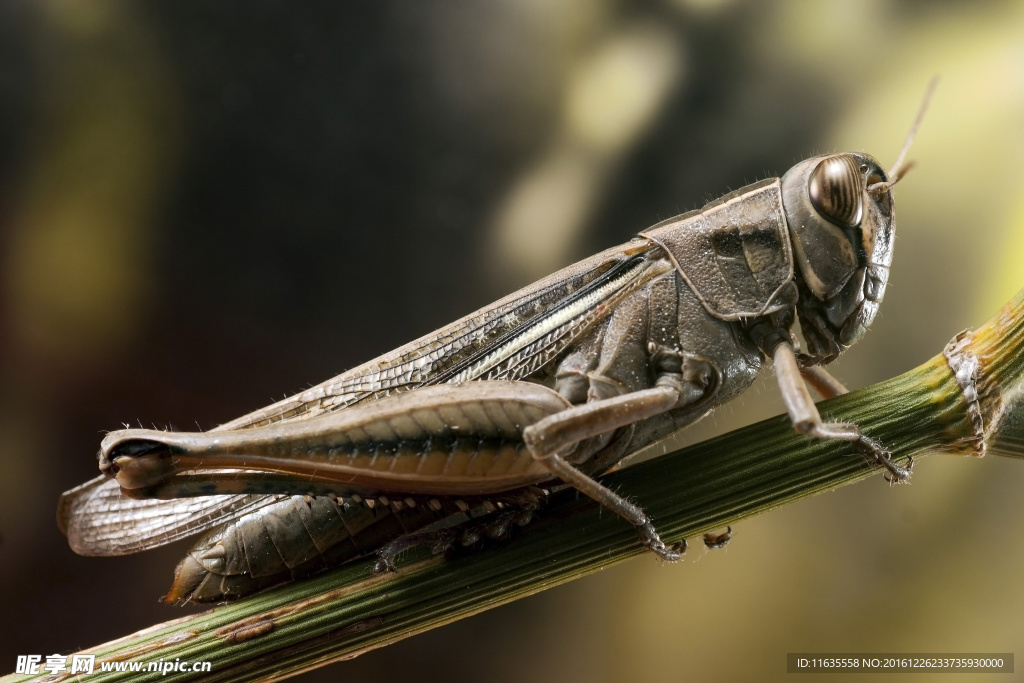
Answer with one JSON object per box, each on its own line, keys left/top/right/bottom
{"left": 868, "top": 76, "right": 938, "bottom": 194}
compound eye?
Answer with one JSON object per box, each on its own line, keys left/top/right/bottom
{"left": 808, "top": 155, "right": 864, "bottom": 227}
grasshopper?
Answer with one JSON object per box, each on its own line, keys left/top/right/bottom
{"left": 58, "top": 88, "right": 933, "bottom": 603}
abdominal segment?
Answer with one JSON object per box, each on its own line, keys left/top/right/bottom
{"left": 166, "top": 488, "right": 546, "bottom": 603}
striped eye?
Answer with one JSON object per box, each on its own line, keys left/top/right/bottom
{"left": 808, "top": 154, "right": 864, "bottom": 227}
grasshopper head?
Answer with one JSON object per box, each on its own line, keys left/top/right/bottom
{"left": 780, "top": 152, "right": 895, "bottom": 363}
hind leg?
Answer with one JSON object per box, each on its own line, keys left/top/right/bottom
{"left": 524, "top": 350, "right": 717, "bottom": 560}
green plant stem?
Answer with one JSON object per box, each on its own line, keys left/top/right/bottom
{"left": 6, "top": 287, "right": 1024, "bottom": 683}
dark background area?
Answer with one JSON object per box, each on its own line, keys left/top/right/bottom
{"left": 2, "top": 1, "right": 1023, "bottom": 681}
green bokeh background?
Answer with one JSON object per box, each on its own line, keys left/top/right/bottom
{"left": 1, "top": 1, "right": 1022, "bottom": 681}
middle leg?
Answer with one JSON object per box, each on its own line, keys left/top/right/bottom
{"left": 523, "top": 350, "right": 718, "bottom": 560}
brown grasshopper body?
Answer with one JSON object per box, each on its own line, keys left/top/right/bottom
{"left": 60, "top": 148, "right": 908, "bottom": 603}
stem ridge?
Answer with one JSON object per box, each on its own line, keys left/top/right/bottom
{"left": 943, "top": 329, "right": 986, "bottom": 456}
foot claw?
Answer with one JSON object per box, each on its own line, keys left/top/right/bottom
{"left": 703, "top": 526, "right": 732, "bottom": 549}
{"left": 655, "top": 543, "right": 686, "bottom": 562}
{"left": 856, "top": 437, "right": 912, "bottom": 484}
{"left": 633, "top": 511, "right": 686, "bottom": 561}
{"left": 883, "top": 454, "right": 914, "bottom": 485}
{"left": 647, "top": 537, "right": 687, "bottom": 562}
{"left": 371, "top": 557, "right": 397, "bottom": 574}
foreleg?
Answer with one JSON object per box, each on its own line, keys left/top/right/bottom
{"left": 774, "top": 342, "right": 911, "bottom": 482}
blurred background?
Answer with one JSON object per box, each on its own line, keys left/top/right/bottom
{"left": 1, "top": 0, "right": 1023, "bottom": 680}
